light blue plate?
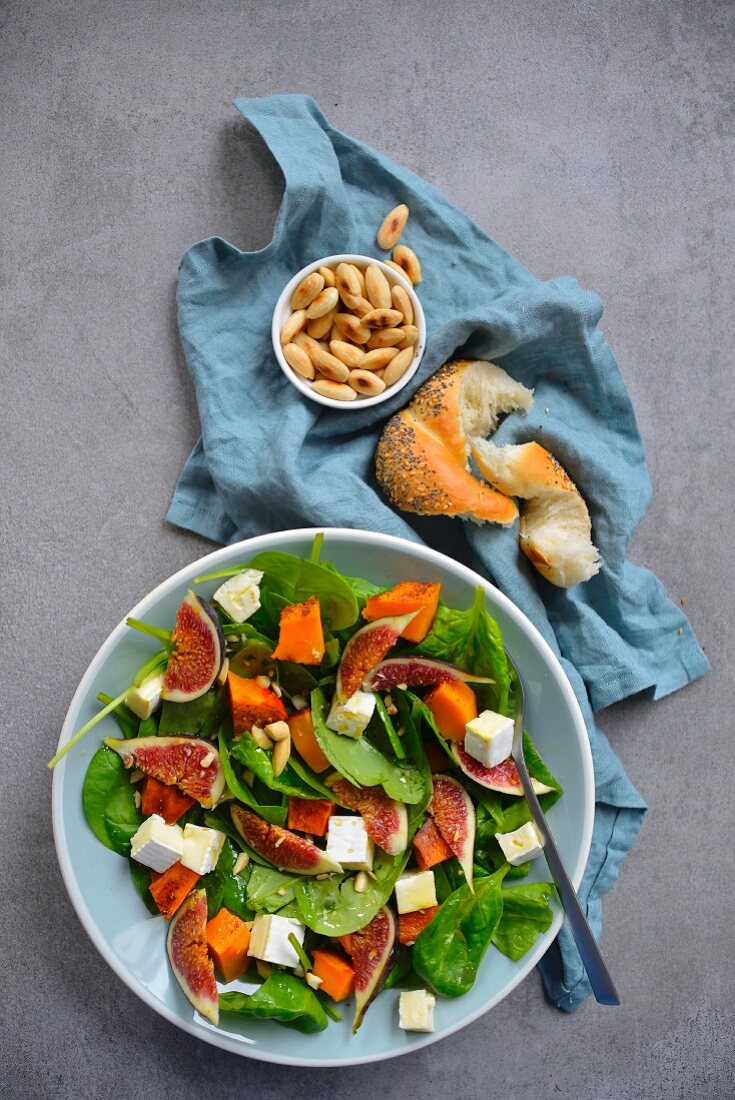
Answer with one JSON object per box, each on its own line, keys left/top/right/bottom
{"left": 52, "top": 528, "right": 593, "bottom": 1066}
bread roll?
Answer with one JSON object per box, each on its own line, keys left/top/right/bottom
{"left": 470, "top": 438, "right": 601, "bottom": 588}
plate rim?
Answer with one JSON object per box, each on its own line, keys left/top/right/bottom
{"left": 52, "top": 526, "right": 594, "bottom": 1067}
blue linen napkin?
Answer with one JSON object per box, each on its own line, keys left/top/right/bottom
{"left": 168, "top": 94, "right": 709, "bottom": 1010}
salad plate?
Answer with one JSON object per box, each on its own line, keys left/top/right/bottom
{"left": 52, "top": 527, "right": 593, "bottom": 1066}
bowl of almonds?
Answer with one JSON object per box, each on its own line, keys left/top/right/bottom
{"left": 272, "top": 248, "right": 425, "bottom": 409}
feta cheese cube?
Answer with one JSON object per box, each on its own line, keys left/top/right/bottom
{"left": 213, "top": 569, "right": 263, "bottom": 623}
{"left": 326, "top": 815, "right": 374, "bottom": 871}
{"left": 180, "top": 824, "right": 225, "bottom": 874}
{"left": 130, "top": 814, "right": 183, "bottom": 872}
{"left": 124, "top": 672, "right": 165, "bottom": 721}
{"left": 326, "top": 690, "right": 376, "bottom": 739}
{"left": 247, "top": 914, "right": 305, "bottom": 968}
{"left": 495, "top": 821, "right": 544, "bottom": 866}
{"left": 464, "top": 709, "right": 514, "bottom": 768}
{"left": 399, "top": 988, "right": 436, "bottom": 1032}
{"left": 394, "top": 870, "right": 437, "bottom": 915}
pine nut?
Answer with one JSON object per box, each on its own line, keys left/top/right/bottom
{"left": 306, "top": 286, "right": 339, "bottom": 319}
{"left": 362, "top": 307, "right": 404, "bottom": 330}
{"left": 306, "top": 309, "right": 336, "bottom": 339}
{"left": 330, "top": 340, "right": 365, "bottom": 369}
{"left": 334, "top": 313, "right": 371, "bottom": 344}
{"left": 312, "top": 379, "right": 357, "bottom": 401}
{"left": 398, "top": 324, "right": 418, "bottom": 348}
{"left": 367, "top": 328, "right": 405, "bottom": 350}
{"left": 354, "top": 870, "right": 369, "bottom": 893}
{"left": 360, "top": 347, "right": 399, "bottom": 371}
{"left": 335, "top": 262, "right": 362, "bottom": 298}
{"left": 376, "top": 203, "right": 409, "bottom": 249}
{"left": 300, "top": 335, "right": 350, "bottom": 381}
{"left": 392, "top": 245, "right": 422, "bottom": 284}
{"left": 250, "top": 726, "right": 273, "bottom": 750}
{"left": 365, "top": 264, "right": 392, "bottom": 309}
{"left": 318, "top": 265, "right": 336, "bottom": 287}
{"left": 281, "top": 309, "right": 308, "bottom": 345}
{"left": 283, "top": 342, "right": 315, "bottom": 380}
{"left": 233, "top": 852, "right": 250, "bottom": 876}
{"left": 306, "top": 972, "right": 323, "bottom": 990}
{"left": 265, "top": 720, "right": 291, "bottom": 742}
{"left": 391, "top": 284, "right": 414, "bottom": 325}
{"left": 291, "top": 271, "right": 325, "bottom": 310}
{"left": 383, "top": 346, "right": 415, "bottom": 386}
{"left": 271, "top": 734, "right": 291, "bottom": 777}
{"left": 348, "top": 369, "right": 387, "bottom": 397}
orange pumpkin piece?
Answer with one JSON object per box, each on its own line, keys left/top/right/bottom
{"left": 311, "top": 949, "right": 355, "bottom": 1002}
{"left": 149, "top": 861, "right": 201, "bottom": 920}
{"left": 140, "top": 775, "right": 195, "bottom": 824}
{"left": 272, "top": 596, "right": 325, "bottom": 664}
{"left": 287, "top": 796, "right": 335, "bottom": 836}
{"left": 228, "top": 670, "right": 287, "bottom": 734}
{"left": 424, "top": 680, "right": 478, "bottom": 742}
{"left": 288, "top": 708, "right": 330, "bottom": 773}
{"left": 412, "top": 816, "right": 453, "bottom": 871}
{"left": 336, "top": 934, "right": 354, "bottom": 956}
{"left": 398, "top": 906, "right": 439, "bottom": 945}
{"left": 206, "top": 907, "right": 252, "bottom": 982}
{"left": 362, "top": 581, "right": 441, "bottom": 642}
{"left": 424, "top": 742, "right": 450, "bottom": 773}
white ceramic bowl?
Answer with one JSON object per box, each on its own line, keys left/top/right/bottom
{"left": 271, "top": 254, "right": 426, "bottom": 409}
{"left": 52, "top": 528, "right": 593, "bottom": 1067}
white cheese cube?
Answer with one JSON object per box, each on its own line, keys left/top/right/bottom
{"left": 130, "top": 814, "right": 183, "bottom": 872}
{"left": 394, "top": 870, "right": 437, "bottom": 915}
{"left": 399, "top": 988, "right": 436, "bottom": 1032}
{"left": 464, "top": 709, "right": 514, "bottom": 768}
{"left": 124, "top": 673, "right": 165, "bottom": 721}
{"left": 326, "top": 815, "right": 374, "bottom": 871}
{"left": 495, "top": 821, "right": 544, "bottom": 866}
{"left": 326, "top": 690, "right": 376, "bottom": 739}
{"left": 247, "top": 914, "right": 305, "bottom": 968}
{"left": 213, "top": 569, "right": 264, "bottom": 623}
{"left": 180, "top": 824, "right": 225, "bottom": 874}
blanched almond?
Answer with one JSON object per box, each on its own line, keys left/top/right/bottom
{"left": 291, "top": 271, "right": 325, "bottom": 310}
{"left": 307, "top": 309, "right": 336, "bottom": 339}
{"left": 377, "top": 203, "right": 409, "bottom": 249}
{"left": 391, "top": 284, "right": 414, "bottom": 325}
{"left": 353, "top": 265, "right": 366, "bottom": 295}
{"left": 348, "top": 369, "right": 386, "bottom": 397}
{"left": 340, "top": 292, "right": 373, "bottom": 317}
{"left": 281, "top": 309, "right": 308, "bottom": 345}
{"left": 367, "top": 327, "right": 405, "bottom": 350}
{"left": 383, "top": 345, "right": 415, "bottom": 386}
{"left": 335, "top": 262, "right": 362, "bottom": 298}
{"left": 312, "top": 379, "right": 357, "bottom": 401}
{"left": 330, "top": 340, "right": 365, "bottom": 368}
{"left": 306, "top": 286, "right": 339, "bottom": 319}
{"left": 334, "top": 313, "right": 371, "bottom": 344}
{"left": 392, "top": 245, "right": 422, "bottom": 284}
{"left": 318, "top": 265, "right": 336, "bottom": 287}
{"left": 283, "top": 342, "right": 315, "bottom": 380}
{"left": 360, "top": 347, "right": 399, "bottom": 371}
{"left": 398, "top": 324, "right": 418, "bottom": 348}
{"left": 271, "top": 735, "right": 291, "bottom": 777}
{"left": 362, "top": 307, "right": 404, "bottom": 330}
{"left": 301, "top": 335, "right": 350, "bottom": 381}
{"left": 384, "top": 260, "right": 407, "bottom": 279}
{"left": 365, "top": 264, "right": 392, "bottom": 310}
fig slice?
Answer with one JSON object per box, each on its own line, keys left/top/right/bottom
{"left": 347, "top": 906, "right": 398, "bottom": 1033}
{"left": 104, "top": 735, "right": 225, "bottom": 807}
{"left": 336, "top": 612, "right": 418, "bottom": 704}
{"left": 230, "top": 805, "right": 342, "bottom": 875}
{"left": 166, "top": 888, "right": 219, "bottom": 1025}
{"left": 330, "top": 778, "right": 408, "bottom": 855}
{"left": 428, "top": 774, "right": 476, "bottom": 891}
{"left": 451, "top": 742, "right": 554, "bottom": 796}
{"left": 363, "top": 656, "right": 494, "bottom": 692}
{"left": 162, "top": 591, "right": 224, "bottom": 703}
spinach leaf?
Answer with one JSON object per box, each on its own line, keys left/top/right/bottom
{"left": 97, "top": 692, "right": 139, "bottom": 740}
{"left": 393, "top": 691, "right": 434, "bottom": 827}
{"left": 383, "top": 945, "right": 418, "bottom": 991}
{"left": 492, "top": 882, "right": 556, "bottom": 961}
{"left": 221, "top": 864, "right": 253, "bottom": 922}
{"left": 246, "top": 550, "right": 358, "bottom": 631}
{"left": 311, "top": 688, "right": 426, "bottom": 805}
{"left": 138, "top": 715, "right": 159, "bottom": 738}
{"left": 218, "top": 731, "right": 288, "bottom": 825}
{"left": 158, "top": 687, "right": 225, "bottom": 737}
{"left": 82, "top": 745, "right": 142, "bottom": 854}
{"left": 219, "top": 971, "right": 328, "bottom": 1033}
{"left": 230, "top": 730, "right": 323, "bottom": 800}
{"left": 128, "top": 859, "right": 158, "bottom": 915}
{"left": 340, "top": 573, "right": 383, "bottom": 610}
{"left": 275, "top": 661, "right": 319, "bottom": 699}
{"left": 295, "top": 847, "right": 410, "bottom": 936}
{"left": 416, "top": 587, "right": 511, "bottom": 714}
{"left": 413, "top": 866, "right": 508, "bottom": 997}
{"left": 246, "top": 865, "right": 301, "bottom": 913}
{"left": 200, "top": 838, "right": 236, "bottom": 918}
{"left": 228, "top": 634, "right": 275, "bottom": 679}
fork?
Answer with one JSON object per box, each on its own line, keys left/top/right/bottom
{"left": 508, "top": 652, "right": 620, "bottom": 1006}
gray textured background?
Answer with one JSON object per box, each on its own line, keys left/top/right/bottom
{"left": 2, "top": 1, "right": 733, "bottom": 1097}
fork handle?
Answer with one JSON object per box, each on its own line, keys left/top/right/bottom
{"left": 517, "top": 767, "right": 621, "bottom": 1006}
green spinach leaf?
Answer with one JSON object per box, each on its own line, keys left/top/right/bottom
{"left": 295, "top": 847, "right": 411, "bottom": 936}
{"left": 96, "top": 692, "right": 139, "bottom": 740}
{"left": 221, "top": 864, "right": 253, "bottom": 921}
{"left": 230, "top": 730, "right": 324, "bottom": 800}
{"left": 200, "top": 838, "right": 236, "bottom": 919}
{"left": 492, "top": 882, "right": 556, "bottom": 961}
{"left": 218, "top": 731, "right": 288, "bottom": 825}
{"left": 246, "top": 550, "right": 358, "bottom": 631}
{"left": 246, "top": 865, "right": 302, "bottom": 913}
{"left": 158, "top": 687, "right": 225, "bottom": 737}
{"left": 82, "top": 744, "right": 142, "bottom": 854}
{"left": 128, "top": 859, "right": 158, "bottom": 915}
{"left": 219, "top": 971, "right": 328, "bottom": 1033}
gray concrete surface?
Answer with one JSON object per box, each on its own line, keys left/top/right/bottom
{"left": 2, "top": 1, "right": 733, "bottom": 1096}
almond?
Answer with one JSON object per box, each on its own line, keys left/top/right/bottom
{"left": 367, "top": 327, "right": 405, "bottom": 350}
{"left": 392, "top": 245, "right": 422, "bottom": 284}
{"left": 281, "top": 309, "right": 308, "bottom": 345}
{"left": 383, "top": 345, "right": 415, "bottom": 386}
{"left": 348, "top": 369, "right": 386, "bottom": 397}
{"left": 376, "top": 203, "right": 409, "bottom": 249}
{"left": 330, "top": 340, "right": 365, "bottom": 368}
{"left": 362, "top": 307, "right": 404, "bottom": 330}
{"left": 365, "top": 264, "right": 392, "bottom": 310}
{"left": 301, "top": 335, "right": 350, "bottom": 382}
{"left": 335, "top": 262, "right": 362, "bottom": 298}
{"left": 360, "top": 347, "right": 400, "bottom": 371}
{"left": 305, "top": 286, "right": 339, "bottom": 319}
{"left": 391, "top": 284, "right": 414, "bottom": 325}
{"left": 334, "top": 312, "right": 371, "bottom": 344}
{"left": 291, "top": 271, "right": 325, "bottom": 310}
{"left": 398, "top": 324, "right": 418, "bottom": 348}
{"left": 384, "top": 259, "right": 407, "bottom": 279}
{"left": 306, "top": 309, "right": 336, "bottom": 340}
{"left": 340, "top": 292, "right": 374, "bottom": 317}
{"left": 283, "top": 342, "right": 315, "bottom": 380}
{"left": 271, "top": 735, "right": 291, "bottom": 777}
{"left": 318, "top": 265, "right": 336, "bottom": 287}
{"left": 312, "top": 379, "right": 357, "bottom": 401}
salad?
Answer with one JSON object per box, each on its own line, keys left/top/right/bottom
{"left": 52, "top": 535, "right": 561, "bottom": 1037}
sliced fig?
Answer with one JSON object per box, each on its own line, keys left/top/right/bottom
{"left": 104, "top": 736, "right": 225, "bottom": 808}
{"left": 364, "top": 656, "right": 494, "bottom": 692}
{"left": 162, "top": 591, "right": 224, "bottom": 703}
{"left": 451, "top": 742, "right": 554, "bottom": 796}
{"left": 330, "top": 778, "right": 408, "bottom": 855}
{"left": 348, "top": 906, "right": 398, "bottom": 1033}
{"left": 429, "top": 774, "right": 476, "bottom": 891}
{"left": 230, "top": 805, "right": 342, "bottom": 875}
{"left": 336, "top": 612, "right": 417, "bottom": 703}
{"left": 166, "top": 888, "right": 218, "bottom": 1025}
